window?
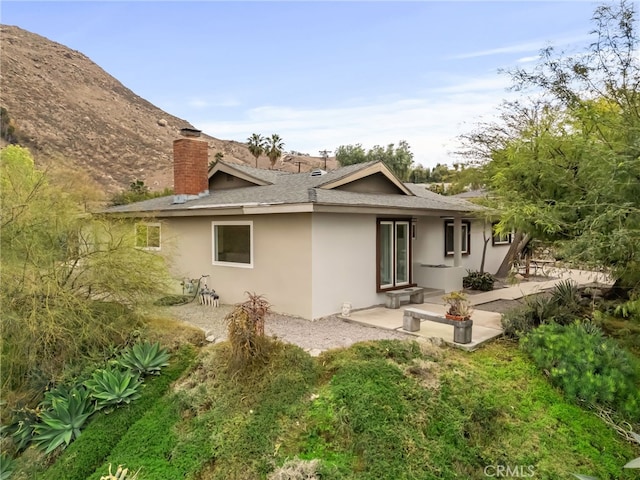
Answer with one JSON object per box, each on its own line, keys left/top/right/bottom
{"left": 135, "top": 223, "right": 161, "bottom": 250}
{"left": 444, "top": 220, "right": 470, "bottom": 256}
{"left": 378, "top": 219, "right": 411, "bottom": 290}
{"left": 212, "top": 221, "right": 253, "bottom": 267}
{"left": 492, "top": 222, "right": 513, "bottom": 245}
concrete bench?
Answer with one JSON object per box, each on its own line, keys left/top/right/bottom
{"left": 385, "top": 287, "right": 425, "bottom": 309}
{"left": 402, "top": 307, "right": 473, "bottom": 344}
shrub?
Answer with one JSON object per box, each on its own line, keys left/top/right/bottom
{"left": 84, "top": 368, "right": 142, "bottom": 411}
{"left": 153, "top": 294, "right": 191, "bottom": 306}
{"left": 521, "top": 322, "right": 640, "bottom": 419}
{"left": 118, "top": 342, "right": 170, "bottom": 376}
{"left": 32, "top": 387, "right": 94, "bottom": 454}
{"left": 501, "top": 295, "right": 556, "bottom": 339}
{"left": 463, "top": 270, "right": 495, "bottom": 291}
{"left": 226, "top": 292, "right": 271, "bottom": 368}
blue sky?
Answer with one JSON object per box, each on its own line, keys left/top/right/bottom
{"left": 3, "top": 1, "right": 603, "bottom": 168}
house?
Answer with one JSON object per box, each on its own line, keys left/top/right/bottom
{"left": 107, "top": 129, "right": 512, "bottom": 319}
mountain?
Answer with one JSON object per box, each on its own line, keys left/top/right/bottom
{"left": 0, "top": 25, "right": 335, "bottom": 195}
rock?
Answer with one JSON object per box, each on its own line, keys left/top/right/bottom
{"left": 307, "top": 348, "right": 324, "bottom": 357}
{"left": 157, "top": 118, "right": 167, "bottom": 127}
{"left": 205, "top": 335, "right": 216, "bottom": 343}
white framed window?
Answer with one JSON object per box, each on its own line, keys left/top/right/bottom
{"left": 444, "top": 220, "right": 470, "bottom": 256}
{"left": 492, "top": 222, "right": 513, "bottom": 246}
{"left": 135, "top": 223, "right": 161, "bottom": 250}
{"left": 378, "top": 219, "right": 411, "bottom": 290}
{"left": 212, "top": 221, "right": 253, "bottom": 268}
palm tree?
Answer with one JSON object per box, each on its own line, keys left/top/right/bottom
{"left": 247, "top": 133, "right": 266, "bottom": 168}
{"left": 265, "top": 134, "right": 285, "bottom": 169}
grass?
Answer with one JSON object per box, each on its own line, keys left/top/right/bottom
{"left": 31, "top": 337, "right": 639, "bottom": 480}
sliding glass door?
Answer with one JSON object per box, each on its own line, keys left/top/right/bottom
{"left": 378, "top": 219, "right": 411, "bottom": 290}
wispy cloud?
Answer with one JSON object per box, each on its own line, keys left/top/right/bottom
{"left": 450, "top": 34, "right": 591, "bottom": 60}
{"left": 187, "top": 96, "right": 242, "bottom": 109}
{"left": 197, "top": 74, "right": 519, "bottom": 168}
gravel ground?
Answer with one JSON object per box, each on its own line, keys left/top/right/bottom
{"left": 160, "top": 303, "right": 413, "bottom": 355}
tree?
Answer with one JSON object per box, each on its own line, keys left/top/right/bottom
{"left": 334, "top": 140, "right": 415, "bottom": 180}
{"left": 264, "top": 133, "right": 285, "bottom": 169}
{"left": 1, "top": 146, "right": 172, "bottom": 391}
{"left": 408, "top": 165, "right": 430, "bottom": 183}
{"left": 247, "top": 133, "right": 266, "bottom": 168}
{"left": 460, "top": 1, "right": 640, "bottom": 292}
{"left": 110, "top": 179, "right": 172, "bottom": 206}
{"left": 335, "top": 144, "right": 367, "bottom": 166}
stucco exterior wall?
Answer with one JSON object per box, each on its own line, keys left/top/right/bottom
{"left": 161, "top": 213, "right": 314, "bottom": 318}
{"left": 311, "top": 213, "right": 380, "bottom": 319}
{"left": 412, "top": 216, "right": 510, "bottom": 282}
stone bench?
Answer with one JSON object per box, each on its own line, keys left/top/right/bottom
{"left": 402, "top": 307, "right": 473, "bottom": 344}
{"left": 385, "top": 287, "right": 425, "bottom": 309}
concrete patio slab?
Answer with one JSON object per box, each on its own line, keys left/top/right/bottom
{"left": 340, "top": 269, "right": 611, "bottom": 351}
{"left": 342, "top": 302, "right": 503, "bottom": 351}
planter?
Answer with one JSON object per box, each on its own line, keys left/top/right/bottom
{"left": 445, "top": 313, "right": 470, "bottom": 322}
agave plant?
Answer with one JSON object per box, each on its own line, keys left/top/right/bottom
{"left": 0, "top": 453, "right": 16, "bottom": 480}
{"left": 84, "top": 368, "right": 142, "bottom": 410}
{"left": 32, "top": 387, "right": 93, "bottom": 454}
{"left": 7, "top": 407, "right": 39, "bottom": 451}
{"left": 118, "top": 341, "right": 170, "bottom": 376}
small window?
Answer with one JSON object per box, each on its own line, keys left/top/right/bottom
{"left": 444, "top": 220, "right": 470, "bottom": 256}
{"left": 135, "top": 223, "right": 161, "bottom": 250}
{"left": 212, "top": 221, "right": 253, "bottom": 267}
{"left": 492, "top": 222, "right": 513, "bottom": 246}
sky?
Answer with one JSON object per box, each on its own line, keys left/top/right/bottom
{"left": 2, "top": 0, "right": 604, "bottom": 168}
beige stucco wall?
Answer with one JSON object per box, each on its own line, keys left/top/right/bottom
{"left": 311, "top": 213, "right": 382, "bottom": 318}
{"left": 161, "top": 213, "right": 314, "bottom": 318}
{"left": 413, "top": 216, "right": 510, "bottom": 276}
{"left": 156, "top": 210, "right": 510, "bottom": 321}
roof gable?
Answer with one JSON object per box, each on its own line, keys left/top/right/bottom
{"left": 318, "top": 162, "right": 413, "bottom": 195}
{"left": 208, "top": 161, "right": 282, "bottom": 188}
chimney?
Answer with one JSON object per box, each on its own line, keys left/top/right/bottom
{"left": 173, "top": 128, "right": 209, "bottom": 204}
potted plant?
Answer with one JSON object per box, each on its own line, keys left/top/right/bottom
{"left": 442, "top": 291, "right": 473, "bottom": 321}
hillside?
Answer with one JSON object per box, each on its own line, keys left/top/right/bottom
{"left": 0, "top": 25, "right": 335, "bottom": 195}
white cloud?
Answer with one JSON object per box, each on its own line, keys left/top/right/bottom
{"left": 197, "top": 73, "right": 519, "bottom": 169}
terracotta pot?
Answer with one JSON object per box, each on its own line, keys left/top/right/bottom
{"left": 445, "top": 313, "right": 469, "bottom": 321}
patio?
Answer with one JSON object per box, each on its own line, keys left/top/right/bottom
{"left": 340, "top": 268, "right": 612, "bottom": 351}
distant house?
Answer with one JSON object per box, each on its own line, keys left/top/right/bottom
{"left": 106, "top": 130, "right": 511, "bottom": 319}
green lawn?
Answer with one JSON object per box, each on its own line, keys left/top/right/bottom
{"left": 32, "top": 338, "right": 639, "bottom": 480}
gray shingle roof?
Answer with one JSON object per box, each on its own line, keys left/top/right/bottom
{"left": 106, "top": 161, "right": 482, "bottom": 215}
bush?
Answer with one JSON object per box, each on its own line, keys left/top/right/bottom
{"left": 226, "top": 292, "right": 271, "bottom": 369}
{"left": 501, "top": 295, "right": 558, "bottom": 339}
{"left": 521, "top": 322, "right": 640, "bottom": 419}
{"left": 463, "top": 270, "right": 495, "bottom": 291}
{"left": 502, "top": 281, "right": 586, "bottom": 339}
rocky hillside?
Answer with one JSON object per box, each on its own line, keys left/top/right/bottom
{"left": 0, "top": 25, "right": 334, "bottom": 195}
